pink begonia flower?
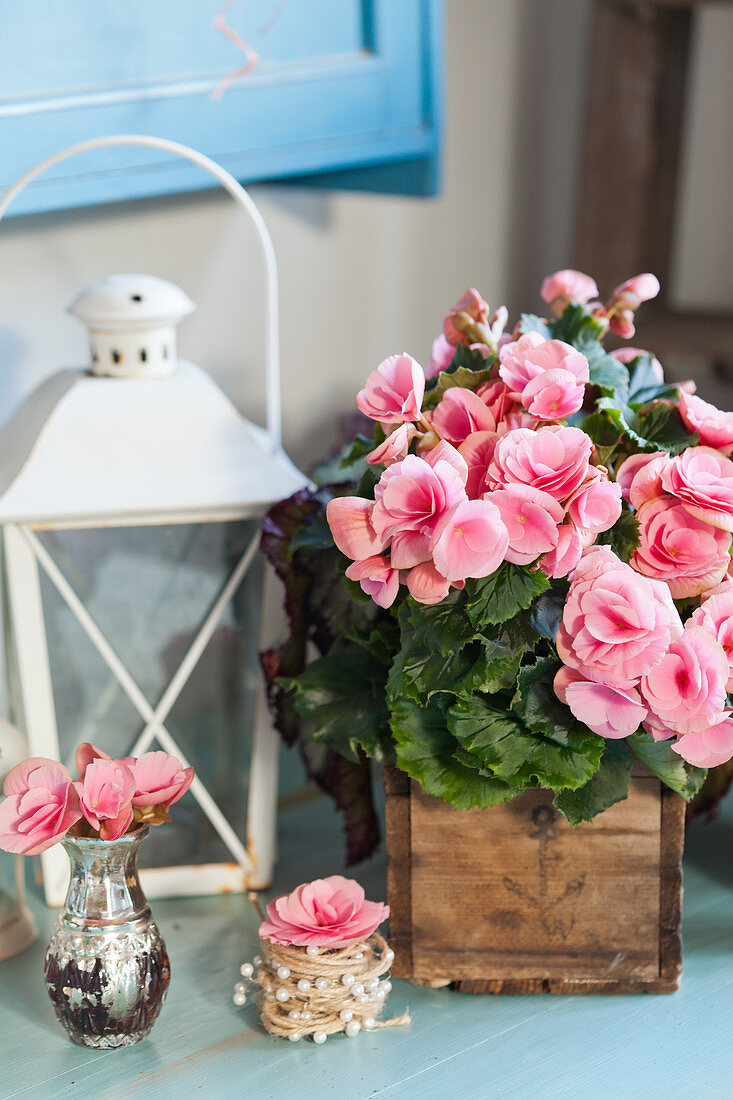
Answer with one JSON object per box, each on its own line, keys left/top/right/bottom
{"left": 641, "top": 624, "right": 729, "bottom": 735}
{"left": 611, "top": 346, "right": 664, "bottom": 382}
{"left": 406, "top": 560, "right": 453, "bottom": 604}
{"left": 345, "top": 555, "right": 399, "bottom": 608}
{"left": 608, "top": 308, "right": 636, "bottom": 339}
{"left": 566, "top": 477, "right": 622, "bottom": 535}
{"left": 487, "top": 425, "right": 593, "bottom": 504}
{"left": 130, "top": 751, "right": 194, "bottom": 810}
{"left": 371, "top": 454, "right": 466, "bottom": 542}
{"left": 431, "top": 387, "right": 496, "bottom": 445}
{"left": 430, "top": 498, "right": 509, "bottom": 582}
{"left": 0, "top": 759, "right": 81, "bottom": 855}
{"left": 642, "top": 711, "right": 677, "bottom": 742}
{"left": 678, "top": 391, "right": 733, "bottom": 455}
{"left": 554, "top": 667, "right": 646, "bottom": 740}
{"left": 421, "top": 439, "right": 469, "bottom": 483}
{"left": 521, "top": 368, "right": 586, "bottom": 420}
{"left": 426, "top": 333, "right": 454, "bottom": 378}
{"left": 631, "top": 496, "right": 732, "bottom": 599}
{"left": 356, "top": 353, "right": 425, "bottom": 423}
{"left": 484, "top": 485, "right": 562, "bottom": 566}
{"left": 615, "top": 452, "right": 669, "bottom": 504}
{"left": 476, "top": 379, "right": 516, "bottom": 429}
{"left": 259, "top": 875, "right": 389, "bottom": 947}
{"left": 443, "top": 288, "right": 490, "bottom": 346}
{"left": 499, "top": 335, "right": 589, "bottom": 404}
{"left": 690, "top": 591, "right": 733, "bottom": 691}
{"left": 366, "top": 423, "right": 418, "bottom": 467}
{"left": 556, "top": 547, "right": 683, "bottom": 689}
{"left": 75, "top": 742, "right": 134, "bottom": 777}
{"left": 326, "top": 497, "right": 386, "bottom": 562}
{"left": 613, "top": 273, "right": 661, "bottom": 310}
{"left": 75, "top": 759, "right": 136, "bottom": 841}
{"left": 458, "top": 431, "right": 500, "bottom": 500}
{"left": 661, "top": 446, "right": 733, "bottom": 531}
{"left": 540, "top": 523, "right": 586, "bottom": 579}
{"left": 540, "top": 269, "right": 599, "bottom": 315}
{"left": 672, "top": 718, "right": 733, "bottom": 768}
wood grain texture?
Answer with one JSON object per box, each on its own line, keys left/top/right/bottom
{"left": 385, "top": 769, "right": 685, "bottom": 994}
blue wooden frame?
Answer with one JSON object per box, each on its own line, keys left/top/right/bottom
{"left": 0, "top": 0, "right": 443, "bottom": 215}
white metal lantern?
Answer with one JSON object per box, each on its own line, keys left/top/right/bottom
{"left": 0, "top": 136, "right": 309, "bottom": 905}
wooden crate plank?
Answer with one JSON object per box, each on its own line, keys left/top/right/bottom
{"left": 408, "top": 779, "right": 664, "bottom": 985}
{"left": 384, "top": 764, "right": 413, "bottom": 978}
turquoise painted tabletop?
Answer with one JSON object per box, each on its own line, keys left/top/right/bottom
{"left": 1, "top": 777, "right": 732, "bottom": 1100}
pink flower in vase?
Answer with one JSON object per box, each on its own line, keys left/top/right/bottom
{"left": 356, "top": 354, "right": 425, "bottom": 423}
{"left": 75, "top": 759, "right": 136, "bottom": 841}
{"left": 259, "top": 875, "right": 389, "bottom": 947}
{"left": 75, "top": 741, "right": 134, "bottom": 777}
{"left": 131, "top": 751, "right": 194, "bottom": 811}
{"left": 0, "top": 759, "right": 82, "bottom": 855}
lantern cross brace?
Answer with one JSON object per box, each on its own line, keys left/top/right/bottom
{"left": 19, "top": 524, "right": 262, "bottom": 872}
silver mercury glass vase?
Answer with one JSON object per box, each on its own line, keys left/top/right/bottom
{"left": 43, "top": 826, "right": 170, "bottom": 1048}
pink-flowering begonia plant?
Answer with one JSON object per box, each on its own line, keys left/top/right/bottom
{"left": 0, "top": 743, "right": 194, "bottom": 854}
{"left": 259, "top": 875, "right": 389, "bottom": 947}
{"left": 261, "top": 268, "right": 733, "bottom": 860}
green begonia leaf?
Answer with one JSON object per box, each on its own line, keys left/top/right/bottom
{"left": 627, "top": 732, "right": 707, "bottom": 800}
{"left": 594, "top": 506, "right": 641, "bottom": 563}
{"left": 391, "top": 696, "right": 517, "bottom": 809}
{"left": 465, "top": 563, "right": 550, "bottom": 627}
{"left": 423, "top": 363, "right": 494, "bottom": 409}
{"left": 554, "top": 740, "right": 633, "bottom": 825}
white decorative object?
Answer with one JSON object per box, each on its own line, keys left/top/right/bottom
{"left": 0, "top": 719, "right": 37, "bottom": 959}
{"left": 0, "top": 135, "right": 309, "bottom": 905}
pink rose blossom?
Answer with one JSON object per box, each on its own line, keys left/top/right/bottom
{"left": 431, "top": 387, "right": 496, "bottom": 444}
{"left": 75, "top": 742, "right": 135, "bottom": 777}
{"left": 485, "top": 485, "right": 562, "bottom": 565}
{"left": 429, "top": 498, "right": 509, "bottom": 582}
{"left": 690, "top": 591, "right": 733, "bottom": 691}
{"left": 641, "top": 624, "right": 729, "bottom": 735}
{"left": 356, "top": 353, "right": 425, "bottom": 423}
{"left": 499, "top": 335, "right": 589, "bottom": 405}
{"left": 540, "top": 523, "right": 586, "bottom": 579}
{"left": 426, "top": 333, "right": 454, "bottom": 378}
{"left": 611, "top": 346, "right": 664, "bottom": 381}
{"left": 443, "top": 288, "right": 490, "bottom": 346}
{"left": 678, "top": 391, "right": 733, "bottom": 455}
{"left": 458, "top": 431, "right": 500, "bottom": 499}
{"left": 366, "top": 423, "right": 418, "bottom": 467}
{"left": 540, "top": 269, "right": 599, "bottom": 314}
{"left": 75, "top": 759, "right": 136, "bottom": 841}
{"left": 260, "top": 875, "right": 389, "bottom": 947}
{"left": 326, "top": 497, "right": 387, "bottom": 561}
{"left": 131, "top": 751, "right": 194, "bottom": 810}
{"left": 672, "top": 718, "right": 733, "bottom": 768}
{"left": 0, "top": 759, "right": 81, "bottom": 855}
{"left": 556, "top": 547, "right": 683, "bottom": 689}
{"left": 631, "top": 496, "right": 731, "bottom": 598}
{"left": 566, "top": 477, "right": 622, "bottom": 534}
{"left": 521, "top": 368, "right": 586, "bottom": 420}
{"left": 345, "top": 555, "right": 399, "bottom": 608}
{"left": 661, "top": 446, "right": 733, "bottom": 531}
{"left": 487, "top": 425, "right": 593, "bottom": 504}
{"left": 405, "top": 561, "right": 460, "bottom": 605}
{"left": 371, "top": 454, "right": 466, "bottom": 542}
{"left": 554, "top": 667, "right": 646, "bottom": 739}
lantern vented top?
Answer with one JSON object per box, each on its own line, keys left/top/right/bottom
{"left": 68, "top": 274, "right": 195, "bottom": 379}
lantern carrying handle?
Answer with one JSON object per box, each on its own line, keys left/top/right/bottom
{"left": 0, "top": 134, "right": 283, "bottom": 451}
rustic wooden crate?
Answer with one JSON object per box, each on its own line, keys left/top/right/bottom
{"left": 384, "top": 762, "right": 685, "bottom": 993}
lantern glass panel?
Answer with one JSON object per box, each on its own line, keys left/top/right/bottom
{"left": 32, "top": 521, "right": 263, "bottom": 870}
